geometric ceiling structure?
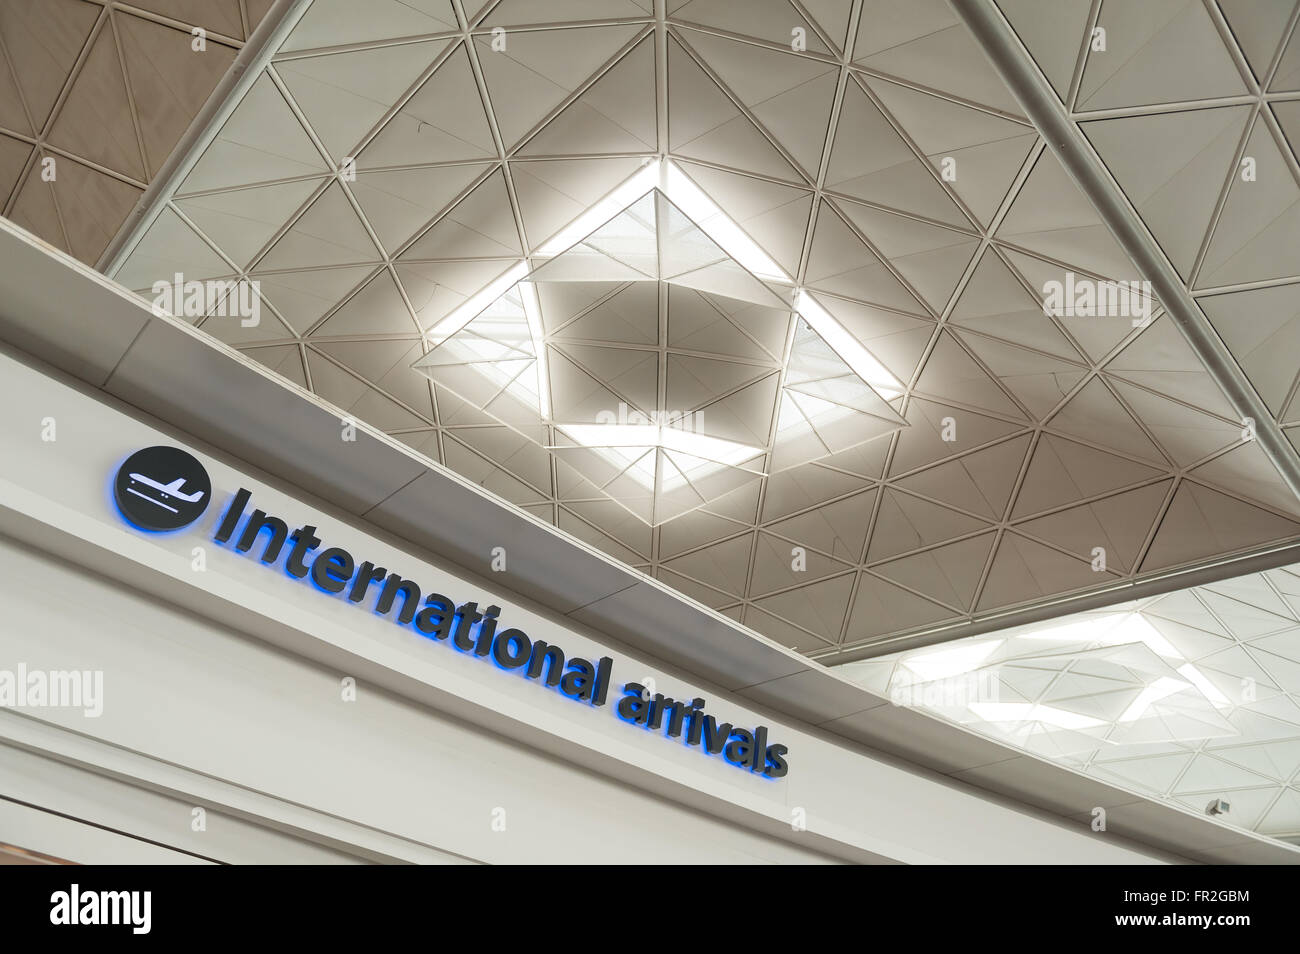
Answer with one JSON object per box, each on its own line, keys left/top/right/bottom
{"left": 843, "top": 561, "right": 1300, "bottom": 846}
{"left": 993, "top": 0, "right": 1300, "bottom": 474}
{"left": 0, "top": 0, "right": 275, "bottom": 265}
{"left": 412, "top": 184, "right": 907, "bottom": 525}
{"left": 17, "top": 0, "right": 1300, "bottom": 659}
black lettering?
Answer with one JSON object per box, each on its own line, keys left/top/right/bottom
{"left": 236, "top": 510, "right": 288, "bottom": 564}
{"left": 724, "top": 728, "right": 755, "bottom": 768}
{"left": 348, "top": 562, "right": 387, "bottom": 604}
{"left": 414, "top": 594, "right": 454, "bottom": 639}
{"left": 559, "top": 658, "right": 596, "bottom": 701}
{"left": 702, "top": 715, "right": 732, "bottom": 755}
{"left": 452, "top": 602, "right": 482, "bottom": 651}
{"left": 213, "top": 488, "right": 250, "bottom": 543}
{"left": 285, "top": 525, "right": 321, "bottom": 578}
{"left": 764, "top": 744, "right": 789, "bottom": 779}
{"left": 474, "top": 605, "right": 500, "bottom": 656}
{"left": 526, "top": 641, "right": 565, "bottom": 686}
{"left": 492, "top": 628, "right": 531, "bottom": 669}
{"left": 617, "top": 683, "right": 649, "bottom": 724}
{"left": 376, "top": 573, "right": 421, "bottom": 624}
{"left": 310, "top": 547, "right": 354, "bottom": 593}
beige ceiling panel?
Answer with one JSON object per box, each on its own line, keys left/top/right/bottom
{"left": 0, "top": 0, "right": 99, "bottom": 132}
{"left": 47, "top": 19, "right": 145, "bottom": 180}
{"left": 282, "top": 0, "right": 457, "bottom": 53}
{"left": 117, "top": 12, "right": 237, "bottom": 176}
{"left": 178, "top": 74, "right": 328, "bottom": 194}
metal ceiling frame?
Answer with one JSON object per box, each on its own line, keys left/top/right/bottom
{"left": 950, "top": 0, "right": 1300, "bottom": 510}
{"left": 98, "top": 0, "right": 313, "bottom": 275}
{"left": 86, "top": 0, "right": 1300, "bottom": 669}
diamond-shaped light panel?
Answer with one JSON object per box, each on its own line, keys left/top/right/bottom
{"left": 413, "top": 186, "right": 906, "bottom": 525}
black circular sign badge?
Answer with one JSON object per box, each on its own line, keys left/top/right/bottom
{"left": 114, "top": 446, "right": 212, "bottom": 532}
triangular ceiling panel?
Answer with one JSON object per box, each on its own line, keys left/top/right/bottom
{"left": 1201, "top": 283, "right": 1300, "bottom": 417}
{"left": 1197, "top": 117, "right": 1300, "bottom": 290}
{"left": 867, "top": 488, "right": 991, "bottom": 562}
{"left": 846, "top": 571, "right": 961, "bottom": 640}
{"left": 258, "top": 182, "right": 379, "bottom": 270}
{"left": 1143, "top": 482, "right": 1300, "bottom": 572}
{"left": 1015, "top": 480, "right": 1173, "bottom": 574}
{"left": 175, "top": 178, "right": 324, "bottom": 271}
{"left": 1076, "top": 0, "right": 1247, "bottom": 111}
{"left": 476, "top": 24, "right": 644, "bottom": 150}
{"left": 1011, "top": 434, "right": 1166, "bottom": 519}
{"left": 913, "top": 330, "right": 1026, "bottom": 418}
{"left": 357, "top": 44, "right": 496, "bottom": 168}
{"left": 1081, "top": 106, "right": 1250, "bottom": 280}
{"left": 864, "top": 75, "right": 1036, "bottom": 228}
{"left": 518, "top": 36, "right": 657, "bottom": 157}
{"left": 46, "top": 19, "right": 145, "bottom": 180}
{"left": 276, "top": 40, "right": 448, "bottom": 163}
{"left": 753, "top": 572, "right": 856, "bottom": 642}
{"left": 851, "top": 0, "right": 1023, "bottom": 115}
{"left": 0, "top": 0, "right": 99, "bottom": 133}
{"left": 997, "top": 150, "right": 1140, "bottom": 281}
{"left": 178, "top": 74, "right": 328, "bottom": 194}
{"left": 252, "top": 265, "right": 376, "bottom": 335}
{"left": 676, "top": 28, "right": 837, "bottom": 178}
{"left": 667, "top": 35, "right": 803, "bottom": 183}
{"left": 281, "top": 0, "right": 457, "bottom": 53}
{"left": 1047, "top": 376, "right": 1167, "bottom": 467}
{"left": 399, "top": 168, "right": 522, "bottom": 259}
{"left": 804, "top": 201, "right": 929, "bottom": 314}
{"left": 895, "top": 434, "right": 1032, "bottom": 522}
{"left": 825, "top": 78, "right": 967, "bottom": 226}
{"left": 117, "top": 13, "right": 237, "bottom": 177}
{"left": 872, "top": 532, "right": 997, "bottom": 612}
{"left": 832, "top": 199, "right": 980, "bottom": 314}
{"left": 978, "top": 531, "right": 1117, "bottom": 612}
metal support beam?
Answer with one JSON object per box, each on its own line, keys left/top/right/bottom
{"left": 97, "top": 0, "right": 314, "bottom": 275}
{"left": 813, "top": 0, "right": 1300, "bottom": 665}
{"left": 949, "top": 0, "right": 1300, "bottom": 509}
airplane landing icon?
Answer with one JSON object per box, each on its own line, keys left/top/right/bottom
{"left": 115, "top": 446, "right": 212, "bottom": 532}
{"left": 126, "top": 473, "right": 206, "bottom": 513}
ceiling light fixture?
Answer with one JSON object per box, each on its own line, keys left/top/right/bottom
{"left": 517, "top": 280, "right": 549, "bottom": 419}
{"left": 1118, "top": 676, "right": 1192, "bottom": 723}
{"left": 661, "top": 162, "right": 789, "bottom": 283}
{"left": 966, "top": 702, "right": 1107, "bottom": 731}
{"left": 792, "top": 290, "right": 904, "bottom": 400}
{"left": 426, "top": 261, "right": 529, "bottom": 345}
{"left": 536, "top": 160, "right": 663, "bottom": 257}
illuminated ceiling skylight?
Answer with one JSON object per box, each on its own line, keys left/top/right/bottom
{"left": 412, "top": 161, "right": 907, "bottom": 525}
{"left": 843, "top": 611, "right": 1241, "bottom": 758}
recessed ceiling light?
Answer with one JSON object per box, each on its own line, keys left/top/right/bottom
{"left": 427, "top": 261, "right": 529, "bottom": 345}
{"left": 793, "top": 290, "right": 904, "bottom": 400}
{"left": 967, "top": 702, "right": 1107, "bottom": 731}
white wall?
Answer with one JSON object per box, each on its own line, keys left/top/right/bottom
{"left": 0, "top": 535, "right": 837, "bottom": 864}
{"left": 0, "top": 348, "right": 1176, "bottom": 863}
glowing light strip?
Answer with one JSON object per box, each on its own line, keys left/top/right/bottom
{"left": 426, "top": 261, "right": 529, "bottom": 346}
{"left": 555, "top": 423, "right": 762, "bottom": 467}
{"left": 661, "top": 162, "right": 789, "bottom": 283}
{"left": 536, "top": 160, "right": 663, "bottom": 257}
{"left": 1118, "top": 677, "right": 1190, "bottom": 723}
{"left": 517, "top": 280, "right": 549, "bottom": 419}
{"left": 967, "top": 702, "right": 1107, "bottom": 730}
{"left": 793, "top": 290, "right": 905, "bottom": 400}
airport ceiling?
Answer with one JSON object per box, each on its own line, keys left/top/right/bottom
{"left": 847, "top": 561, "right": 1300, "bottom": 845}
{"left": 7, "top": 0, "right": 1300, "bottom": 661}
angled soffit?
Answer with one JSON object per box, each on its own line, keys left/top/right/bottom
{"left": 83, "top": 0, "right": 1300, "bottom": 661}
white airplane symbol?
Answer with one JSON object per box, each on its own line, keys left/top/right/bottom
{"left": 128, "top": 473, "right": 205, "bottom": 504}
